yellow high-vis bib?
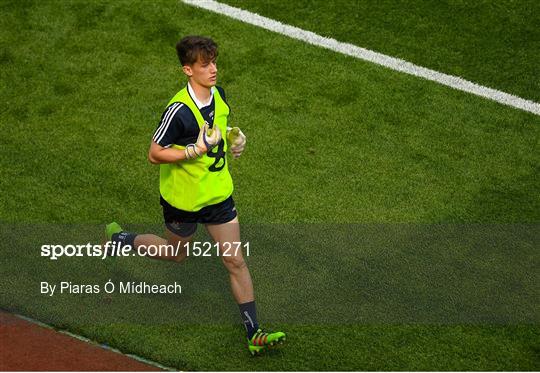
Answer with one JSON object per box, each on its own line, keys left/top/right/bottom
{"left": 159, "top": 87, "right": 233, "bottom": 211}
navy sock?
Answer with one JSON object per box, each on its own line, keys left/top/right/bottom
{"left": 111, "top": 231, "right": 137, "bottom": 252}
{"left": 239, "top": 301, "right": 259, "bottom": 339}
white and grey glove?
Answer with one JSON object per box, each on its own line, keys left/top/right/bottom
{"left": 226, "top": 126, "right": 246, "bottom": 159}
{"left": 185, "top": 122, "right": 222, "bottom": 160}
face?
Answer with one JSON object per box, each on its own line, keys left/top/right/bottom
{"left": 183, "top": 55, "right": 217, "bottom": 88}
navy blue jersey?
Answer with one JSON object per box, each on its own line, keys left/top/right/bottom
{"left": 153, "top": 86, "right": 227, "bottom": 147}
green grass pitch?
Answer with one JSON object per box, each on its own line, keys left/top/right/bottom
{"left": 1, "top": 0, "right": 539, "bottom": 370}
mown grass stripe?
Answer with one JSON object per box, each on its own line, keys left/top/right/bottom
{"left": 182, "top": 0, "right": 540, "bottom": 116}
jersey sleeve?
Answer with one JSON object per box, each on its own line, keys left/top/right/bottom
{"left": 152, "top": 103, "right": 185, "bottom": 147}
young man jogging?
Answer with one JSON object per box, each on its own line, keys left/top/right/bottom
{"left": 105, "top": 35, "right": 285, "bottom": 355}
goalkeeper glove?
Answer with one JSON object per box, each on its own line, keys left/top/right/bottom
{"left": 227, "top": 127, "right": 246, "bottom": 159}
{"left": 185, "top": 122, "right": 222, "bottom": 160}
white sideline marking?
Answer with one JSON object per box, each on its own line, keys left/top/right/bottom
{"left": 182, "top": 0, "right": 540, "bottom": 116}
{"left": 12, "top": 313, "right": 176, "bottom": 371}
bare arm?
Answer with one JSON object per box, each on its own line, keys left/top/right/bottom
{"left": 148, "top": 141, "right": 187, "bottom": 164}
{"left": 149, "top": 122, "right": 221, "bottom": 164}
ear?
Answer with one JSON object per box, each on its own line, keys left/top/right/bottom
{"left": 182, "top": 65, "right": 192, "bottom": 77}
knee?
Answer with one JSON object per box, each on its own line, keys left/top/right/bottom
{"left": 166, "top": 238, "right": 191, "bottom": 263}
{"left": 222, "top": 254, "right": 247, "bottom": 272}
{"left": 170, "top": 253, "right": 187, "bottom": 263}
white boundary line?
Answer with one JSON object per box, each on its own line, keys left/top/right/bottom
{"left": 11, "top": 312, "right": 177, "bottom": 372}
{"left": 182, "top": 0, "right": 540, "bottom": 116}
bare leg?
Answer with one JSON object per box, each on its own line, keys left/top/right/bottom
{"left": 205, "top": 216, "right": 254, "bottom": 303}
{"left": 134, "top": 229, "right": 193, "bottom": 263}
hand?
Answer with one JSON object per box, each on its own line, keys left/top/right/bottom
{"left": 185, "top": 122, "right": 222, "bottom": 159}
{"left": 227, "top": 127, "right": 246, "bottom": 159}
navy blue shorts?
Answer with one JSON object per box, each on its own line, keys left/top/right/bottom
{"left": 161, "top": 195, "right": 237, "bottom": 238}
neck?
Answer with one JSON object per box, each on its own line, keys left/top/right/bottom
{"left": 189, "top": 80, "right": 211, "bottom": 104}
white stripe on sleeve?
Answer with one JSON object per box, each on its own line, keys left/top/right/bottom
{"left": 153, "top": 103, "right": 183, "bottom": 144}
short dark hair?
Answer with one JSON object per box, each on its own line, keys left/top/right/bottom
{"left": 176, "top": 35, "right": 218, "bottom": 66}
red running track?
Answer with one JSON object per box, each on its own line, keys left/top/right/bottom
{"left": 0, "top": 311, "right": 162, "bottom": 371}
